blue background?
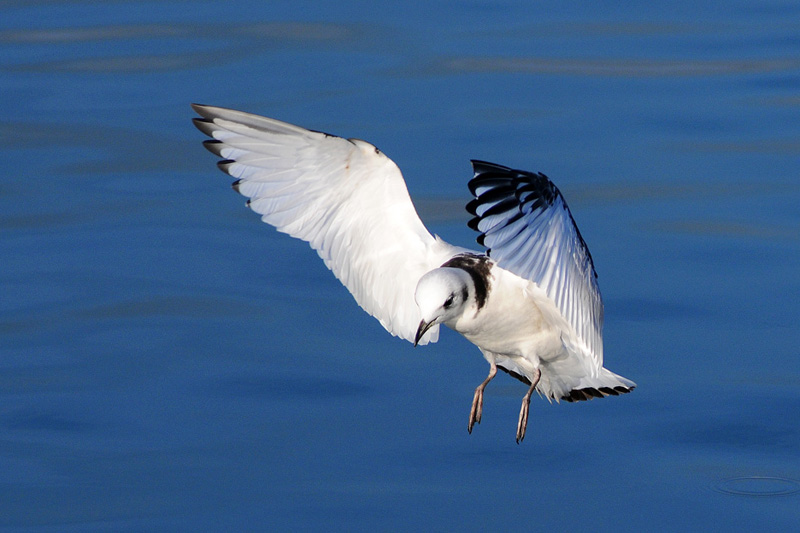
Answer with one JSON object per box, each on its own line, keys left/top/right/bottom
{"left": 1, "top": 1, "right": 799, "bottom": 530}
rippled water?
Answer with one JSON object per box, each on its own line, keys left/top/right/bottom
{"left": 2, "top": 1, "right": 799, "bottom": 530}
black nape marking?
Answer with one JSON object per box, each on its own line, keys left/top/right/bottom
{"left": 441, "top": 253, "right": 492, "bottom": 310}
{"left": 459, "top": 285, "right": 469, "bottom": 305}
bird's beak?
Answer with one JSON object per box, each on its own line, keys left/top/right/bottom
{"left": 414, "top": 319, "right": 433, "bottom": 347}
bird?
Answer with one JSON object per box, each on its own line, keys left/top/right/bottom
{"left": 192, "top": 104, "right": 636, "bottom": 443}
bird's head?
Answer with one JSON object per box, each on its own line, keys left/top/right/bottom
{"left": 413, "top": 267, "right": 472, "bottom": 346}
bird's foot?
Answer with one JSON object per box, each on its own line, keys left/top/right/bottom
{"left": 469, "top": 362, "right": 497, "bottom": 434}
{"left": 516, "top": 396, "right": 530, "bottom": 444}
{"left": 468, "top": 386, "right": 484, "bottom": 433}
{"left": 516, "top": 368, "right": 540, "bottom": 444}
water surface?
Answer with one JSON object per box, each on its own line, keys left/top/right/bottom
{"left": 1, "top": 1, "right": 799, "bottom": 530}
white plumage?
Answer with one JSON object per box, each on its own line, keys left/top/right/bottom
{"left": 193, "top": 104, "right": 635, "bottom": 443}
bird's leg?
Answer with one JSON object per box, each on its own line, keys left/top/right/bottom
{"left": 468, "top": 361, "right": 497, "bottom": 434}
{"left": 516, "top": 368, "right": 541, "bottom": 444}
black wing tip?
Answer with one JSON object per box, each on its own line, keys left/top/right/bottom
{"left": 191, "top": 103, "right": 220, "bottom": 121}
{"left": 216, "top": 159, "right": 235, "bottom": 174}
{"left": 192, "top": 117, "right": 216, "bottom": 137}
{"left": 202, "top": 139, "right": 224, "bottom": 156}
{"left": 468, "top": 160, "right": 555, "bottom": 199}
{"left": 465, "top": 198, "right": 481, "bottom": 217}
{"left": 470, "top": 159, "right": 511, "bottom": 173}
{"left": 468, "top": 160, "right": 515, "bottom": 196}
{"left": 465, "top": 158, "right": 600, "bottom": 278}
{"left": 192, "top": 103, "right": 235, "bottom": 119}
{"left": 470, "top": 159, "right": 552, "bottom": 185}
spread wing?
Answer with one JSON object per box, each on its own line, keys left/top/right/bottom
{"left": 192, "top": 104, "right": 456, "bottom": 344}
{"left": 466, "top": 160, "right": 604, "bottom": 365}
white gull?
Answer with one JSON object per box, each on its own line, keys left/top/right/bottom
{"left": 192, "top": 104, "right": 636, "bottom": 443}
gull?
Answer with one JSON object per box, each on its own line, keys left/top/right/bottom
{"left": 192, "top": 104, "right": 636, "bottom": 443}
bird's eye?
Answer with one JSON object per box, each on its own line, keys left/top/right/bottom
{"left": 444, "top": 295, "right": 454, "bottom": 308}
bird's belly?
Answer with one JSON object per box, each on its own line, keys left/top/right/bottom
{"left": 449, "top": 270, "right": 569, "bottom": 365}
{"left": 455, "top": 306, "right": 565, "bottom": 362}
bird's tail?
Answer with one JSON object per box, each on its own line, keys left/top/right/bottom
{"left": 560, "top": 368, "right": 636, "bottom": 403}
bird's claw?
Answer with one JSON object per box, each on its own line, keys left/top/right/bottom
{"left": 516, "top": 398, "right": 529, "bottom": 444}
{"left": 468, "top": 387, "right": 483, "bottom": 433}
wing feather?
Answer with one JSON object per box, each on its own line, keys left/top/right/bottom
{"left": 193, "top": 104, "right": 457, "bottom": 344}
{"left": 467, "top": 160, "right": 604, "bottom": 366}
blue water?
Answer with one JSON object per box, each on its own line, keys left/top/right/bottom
{"left": 2, "top": 1, "right": 799, "bottom": 530}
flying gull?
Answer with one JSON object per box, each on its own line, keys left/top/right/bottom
{"left": 192, "top": 104, "right": 636, "bottom": 443}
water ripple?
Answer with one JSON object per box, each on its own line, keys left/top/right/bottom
{"left": 715, "top": 476, "right": 800, "bottom": 497}
{"left": 0, "top": 21, "right": 367, "bottom": 74}
{"left": 425, "top": 56, "right": 800, "bottom": 78}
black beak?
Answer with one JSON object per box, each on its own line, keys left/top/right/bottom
{"left": 414, "top": 319, "right": 433, "bottom": 347}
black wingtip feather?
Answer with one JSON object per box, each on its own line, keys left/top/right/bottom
{"left": 217, "top": 159, "right": 235, "bottom": 174}
{"left": 202, "top": 140, "right": 224, "bottom": 157}
{"left": 191, "top": 103, "right": 217, "bottom": 120}
{"left": 192, "top": 117, "right": 216, "bottom": 137}
{"left": 465, "top": 159, "right": 599, "bottom": 280}
{"left": 465, "top": 198, "right": 481, "bottom": 216}
{"left": 468, "top": 160, "right": 516, "bottom": 196}
{"left": 479, "top": 197, "right": 519, "bottom": 219}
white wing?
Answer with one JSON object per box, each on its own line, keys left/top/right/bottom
{"left": 466, "top": 160, "right": 604, "bottom": 366}
{"left": 192, "top": 104, "right": 456, "bottom": 344}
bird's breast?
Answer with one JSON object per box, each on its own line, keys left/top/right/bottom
{"left": 450, "top": 270, "right": 565, "bottom": 361}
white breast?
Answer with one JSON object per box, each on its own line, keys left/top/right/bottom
{"left": 452, "top": 266, "right": 566, "bottom": 364}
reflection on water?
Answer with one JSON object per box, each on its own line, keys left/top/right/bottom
{"left": 205, "top": 374, "right": 373, "bottom": 400}
{"left": 715, "top": 476, "right": 800, "bottom": 497}
{"left": 427, "top": 56, "right": 800, "bottom": 78}
{"left": 2, "top": 1, "right": 799, "bottom": 530}
{"left": 653, "top": 219, "right": 799, "bottom": 239}
{"left": 417, "top": 180, "right": 800, "bottom": 241}
{"left": 0, "top": 21, "right": 367, "bottom": 73}
{"left": 682, "top": 139, "right": 800, "bottom": 154}
{"left": 0, "top": 21, "right": 356, "bottom": 45}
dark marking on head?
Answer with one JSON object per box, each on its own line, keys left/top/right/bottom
{"left": 440, "top": 253, "right": 492, "bottom": 310}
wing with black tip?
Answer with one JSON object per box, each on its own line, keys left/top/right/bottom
{"left": 466, "top": 160, "right": 604, "bottom": 365}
